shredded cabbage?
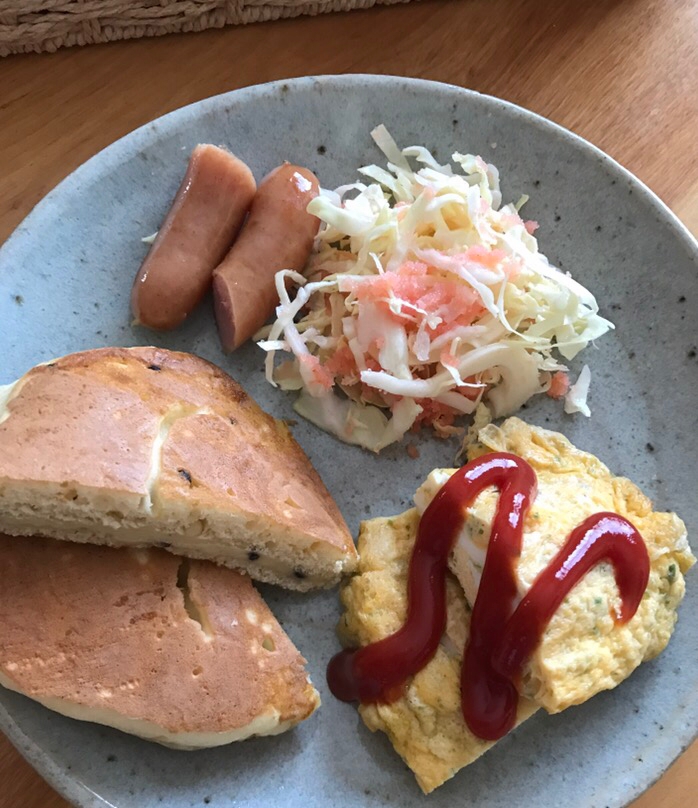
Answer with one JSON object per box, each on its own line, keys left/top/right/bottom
{"left": 564, "top": 365, "right": 592, "bottom": 417}
{"left": 258, "top": 126, "right": 614, "bottom": 451}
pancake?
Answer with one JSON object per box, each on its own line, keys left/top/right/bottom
{"left": 0, "top": 533, "right": 320, "bottom": 747}
{"left": 0, "top": 347, "right": 357, "bottom": 590}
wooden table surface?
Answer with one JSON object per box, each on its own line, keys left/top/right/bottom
{"left": 0, "top": 0, "right": 696, "bottom": 805}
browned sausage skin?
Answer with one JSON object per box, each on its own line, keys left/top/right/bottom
{"left": 131, "top": 144, "right": 256, "bottom": 331}
{"left": 212, "top": 164, "right": 321, "bottom": 352}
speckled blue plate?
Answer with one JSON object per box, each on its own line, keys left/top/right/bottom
{"left": 0, "top": 76, "right": 696, "bottom": 808}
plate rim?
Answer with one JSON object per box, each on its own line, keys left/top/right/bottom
{"left": 2, "top": 74, "right": 697, "bottom": 270}
{"left": 0, "top": 72, "right": 696, "bottom": 808}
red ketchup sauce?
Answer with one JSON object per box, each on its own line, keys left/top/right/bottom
{"left": 327, "top": 452, "right": 650, "bottom": 741}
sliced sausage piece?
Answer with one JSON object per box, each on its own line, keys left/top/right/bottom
{"left": 212, "top": 164, "right": 321, "bottom": 352}
{"left": 131, "top": 144, "right": 256, "bottom": 331}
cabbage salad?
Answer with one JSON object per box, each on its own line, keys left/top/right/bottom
{"left": 258, "top": 126, "right": 614, "bottom": 452}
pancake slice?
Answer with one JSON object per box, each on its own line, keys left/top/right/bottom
{"left": 0, "top": 347, "right": 357, "bottom": 590}
{"left": 0, "top": 534, "right": 320, "bottom": 748}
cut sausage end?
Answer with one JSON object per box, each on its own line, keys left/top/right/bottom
{"left": 212, "top": 273, "right": 239, "bottom": 353}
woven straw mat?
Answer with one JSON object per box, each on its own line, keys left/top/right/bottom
{"left": 0, "top": 0, "right": 412, "bottom": 57}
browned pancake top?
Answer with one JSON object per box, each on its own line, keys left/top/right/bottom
{"left": 0, "top": 533, "right": 318, "bottom": 733}
{"left": 0, "top": 347, "right": 353, "bottom": 556}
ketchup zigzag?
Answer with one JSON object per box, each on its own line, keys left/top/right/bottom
{"left": 327, "top": 453, "right": 650, "bottom": 740}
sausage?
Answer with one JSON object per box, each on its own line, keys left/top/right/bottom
{"left": 131, "top": 144, "right": 256, "bottom": 331}
{"left": 212, "top": 164, "right": 321, "bottom": 352}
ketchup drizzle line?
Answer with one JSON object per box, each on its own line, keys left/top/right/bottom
{"left": 327, "top": 452, "right": 650, "bottom": 741}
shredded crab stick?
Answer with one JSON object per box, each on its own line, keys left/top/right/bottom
{"left": 213, "top": 164, "right": 321, "bottom": 352}
{"left": 131, "top": 144, "right": 256, "bottom": 331}
{"left": 258, "top": 127, "right": 614, "bottom": 451}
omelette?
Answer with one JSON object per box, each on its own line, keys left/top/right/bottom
{"left": 337, "top": 418, "right": 694, "bottom": 792}
{"left": 338, "top": 509, "right": 539, "bottom": 794}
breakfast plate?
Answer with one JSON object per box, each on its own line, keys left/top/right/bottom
{"left": 0, "top": 75, "right": 696, "bottom": 808}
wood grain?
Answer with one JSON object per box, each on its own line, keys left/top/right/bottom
{"left": 0, "top": 0, "right": 696, "bottom": 805}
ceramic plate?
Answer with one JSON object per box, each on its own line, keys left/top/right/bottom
{"left": 0, "top": 76, "right": 696, "bottom": 808}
